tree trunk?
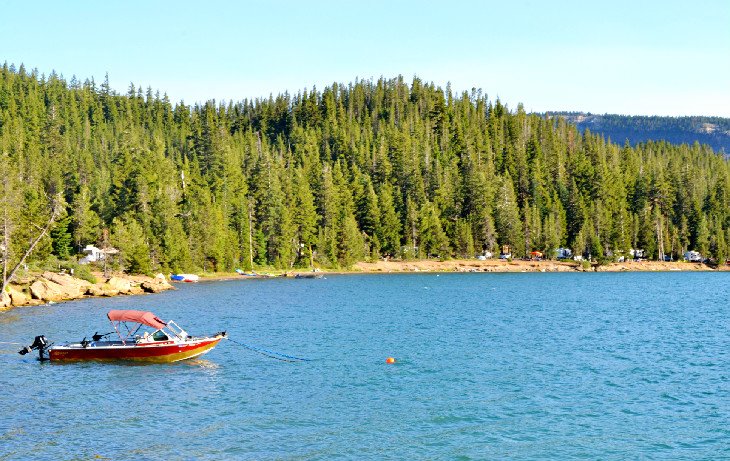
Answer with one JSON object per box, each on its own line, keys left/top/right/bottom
{"left": 0, "top": 200, "right": 61, "bottom": 295}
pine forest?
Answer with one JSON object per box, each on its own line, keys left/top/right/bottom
{"left": 2, "top": 63, "right": 729, "bottom": 275}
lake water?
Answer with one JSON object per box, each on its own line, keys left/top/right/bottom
{"left": 1, "top": 273, "right": 728, "bottom": 460}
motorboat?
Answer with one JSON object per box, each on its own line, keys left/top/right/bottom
{"left": 170, "top": 273, "right": 199, "bottom": 282}
{"left": 19, "top": 310, "right": 226, "bottom": 363}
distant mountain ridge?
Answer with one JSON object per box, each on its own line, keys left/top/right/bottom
{"left": 544, "top": 112, "right": 730, "bottom": 153}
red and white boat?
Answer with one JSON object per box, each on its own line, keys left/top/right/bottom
{"left": 19, "top": 310, "right": 226, "bottom": 363}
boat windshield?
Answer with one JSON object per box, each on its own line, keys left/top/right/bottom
{"left": 165, "top": 320, "right": 188, "bottom": 340}
{"left": 152, "top": 330, "right": 169, "bottom": 341}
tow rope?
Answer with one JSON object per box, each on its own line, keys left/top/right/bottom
{"left": 224, "top": 337, "right": 311, "bottom": 362}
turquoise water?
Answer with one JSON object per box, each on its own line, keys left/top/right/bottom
{"left": 1, "top": 273, "right": 728, "bottom": 460}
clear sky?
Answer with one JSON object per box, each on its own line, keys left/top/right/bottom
{"left": 1, "top": 0, "right": 728, "bottom": 116}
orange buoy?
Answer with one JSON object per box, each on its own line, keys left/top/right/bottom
{"left": 386, "top": 357, "right": 396, "bottom": 364}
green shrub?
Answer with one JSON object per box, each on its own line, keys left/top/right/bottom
{"left": 74, "top": 265, "right": 98, "bottom": 284}
{"left": 59, "top": 261, "right": 98, "bottom": 284}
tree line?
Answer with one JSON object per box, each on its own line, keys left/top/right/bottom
{"left": 549, "top": 112, "right": 730, "bottom": 153}
{"left": 1, "top": 63, "right": 729, "bottom": 275}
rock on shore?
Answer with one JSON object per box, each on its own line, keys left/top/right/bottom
{"left": 1, "top": 272, "right": 174, "bottom": 310}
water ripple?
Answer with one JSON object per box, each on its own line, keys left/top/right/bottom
{"left": 1, "top": 272, "right": 728, "bottom": 460}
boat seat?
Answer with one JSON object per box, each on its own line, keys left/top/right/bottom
{"left": 152, "top": 331, "right": 169, "bottom": 341}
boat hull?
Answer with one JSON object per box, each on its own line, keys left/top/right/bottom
{"left": 49, "top": 337, "right": 223, "bottom": 363}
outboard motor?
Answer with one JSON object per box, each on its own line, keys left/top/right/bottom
{"left": 18, "top": 335, "right": 51, "bottom": 361}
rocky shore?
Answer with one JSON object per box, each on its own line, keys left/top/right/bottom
{"left": 0, "top": 272, "right": 174, "bottom": 310}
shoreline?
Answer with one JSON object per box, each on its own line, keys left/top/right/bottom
{"left": 194, "top": 258, "right": 724, "bottom": 282}
{"left": 2, "top": 259, "right": 723, "bottom": 311}
{"left": 353, "top": 258, "right": 724, "bottom": 273}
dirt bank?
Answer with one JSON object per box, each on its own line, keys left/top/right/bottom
{"left": 192, "top": 259, "right": 722, "bottom": 281}
{"left": 353, "top": 259, "right": 721, "bottom": 273}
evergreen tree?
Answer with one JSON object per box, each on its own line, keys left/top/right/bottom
{"left": 292, "top": 168, "right": 318, "bottom": 266}
{"left": 376, "top": 183, "right": 401, "bottom": 257}
{"left": 50, "top": 215, "right": 73, "bottom": 260}
{"left": 111, "top": 216, "right": 152, "bottom": 274}
{"left": 0, "top": 65, "right": 728, "bottom": 275}
{"left": 494, "top": 175, "right": 524, "bottom": 256}
{"left": 454, "top": 219, "right": 475, "bottom": 258}
{"left": 419, "top": 201, "right": 449, "bottom": 258}
{"left": 70, "top": 185, "right": 101, "bottom": 251}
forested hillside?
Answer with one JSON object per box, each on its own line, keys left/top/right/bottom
{"left": 2, "top": 63, "right": 729, "bottom": 275}
{"left": 548, "top": 112, "right": 730, "bottom": 153}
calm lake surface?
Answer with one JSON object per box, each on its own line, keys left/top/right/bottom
{"left": 1, "top": 272, "right": 728, "bottom": 460}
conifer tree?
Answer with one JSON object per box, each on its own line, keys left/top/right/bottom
{"left": 70, "top": 185, "right": 102, "bottom": 252}
{"left": 292, "top": 168, "right": 318, "bottom": 266}
{"left": 454, "top": 219, "right": 475, "bottom": 258}
{"left": 494, "top": 175, "right": 524, "bottom": 256}
{"left": 419, "top": 201, "right": 449, "bottom": 258}
{"left": 0, "top": 65, "right": 728, "bottom": 274}
{"left": 111, "top": 216, "right": 152, "bottom": 274}
{"left": 376, "top": 183, "right": 401, "bottom": 257}
{"left": 50, "top": 215, "right": 73, "bottom": 260}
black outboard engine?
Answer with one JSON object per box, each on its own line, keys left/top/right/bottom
{"left": 18, "top": 335, "right": 51, "bottom": 361}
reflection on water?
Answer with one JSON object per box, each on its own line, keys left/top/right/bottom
{"left": 184, "top": 358, "right": 219, "bottom": 369}
{"left": 37, "top": 357, "right": 222, "bottom": 368}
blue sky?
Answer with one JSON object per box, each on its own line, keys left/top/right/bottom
{"left": 1, "top": 0, "right": 728, "bottom": 116}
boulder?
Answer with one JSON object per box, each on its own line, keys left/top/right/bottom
{"left": 96, "top": 283, "right": 120, "bottom": 297}
{"left": 12, "top": 275, "right": 35, "bottom": 285}
{"left": 0, "top": 291, "right": 10, "bottom": 309}
{"left": 41, "top": 272, "right": 92, "bottom": 298}
{"left": 42, "top": 271, "right": 92, "bottom": 288}
{"left": 141, "top": 275, "right": 173, "bottom": 293}
{"left": 141, "top": 281, "right": 165, "bottom": 293}
{"left": 30, "top": 278, "right": 72, "bottom": 302}
{"left": 85, "top": 285, "right": 105, "bottom": 297}
{"left": 7, "top": 285, "right": 30, "bottom": 306}
{"left": 106, "top": 277, "right": 132, "bottom": 294}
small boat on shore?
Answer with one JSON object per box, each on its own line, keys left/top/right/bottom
{"left": 19, "top": 309, "right": 226, "bottom": 363}
{"left": 170, "top": 273, "right": 199, "bottom": 282}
